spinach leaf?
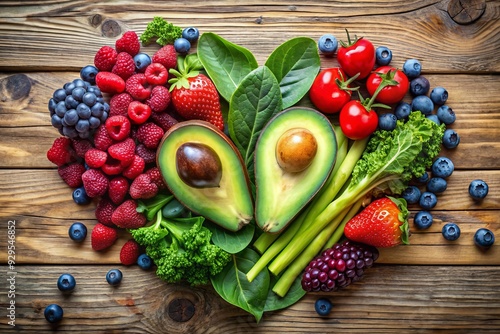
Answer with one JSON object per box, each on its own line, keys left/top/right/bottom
{"left": 197, "top": 32, "right": 258, "bottom": 102}
{"left": 265, "top": 37, "right": 320, "bottom": 109}
{"left": 211, "top": 248, "right": 270, "bottom": 322}
{"left": 264, "top": 274, "right": 306, "bottom": 312}
{"left": 228, "top": 66, "right": 283, "bottom": 185}
{"left": 207, "top": 221, "right": 255, "bottom": 254}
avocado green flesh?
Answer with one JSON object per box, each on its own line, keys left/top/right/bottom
{"left": 254, "top": 108, "right": 337, "bottom": 233}
{"left": 157, "top": 122, "right": 254, "bottom": 232}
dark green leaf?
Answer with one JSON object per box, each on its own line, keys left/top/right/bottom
{"left": 207, "top": 221, "right": 255, "bottom": 254}
{"left": 264, "top": 274, "right": 306, "bottom": 312}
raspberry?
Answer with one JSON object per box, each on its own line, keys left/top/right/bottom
{"left": 70, "top": 139, "right": 93, "bottom": 158}
{"left": 135, "top": 143, "right": 156, "bottom": 165}
{"left": 150, "top": 111, "right": 178, "bottom": 132}
{"left": 95, "top": 197, "right": 117, "bottom": 226}
{"left": 109, "top": 92, "right": 134, "bottom": 117}
{"left": 120, "top": 239, "right": 141, "bottom": 266}
{"left": 122, "top": 155, "right": 145, "bottom": 180}
{"left": 128, "top": 101, "right": 152, "bottom": 124}
{"left": 95, "top": 72, "right": 126, "bottom": 94}
{"left": 112, "top": 52, "right": 136, "bottom": 80}
{"left": 47, "top": 137, "right": 75, "bottom": 167}
{"left": 152, "top": 45, "right": 177, "bottom": 70}
{"left": 108, "top": 176, "right": 129, "bottom": 205}
{"left": 129, "top": 173, "right": 158, "bottom": 199}
{"left": 81, "top": 168, "right": 109, "bottom": 198}
{"left": 301, "top": 240, "right": 379, "bottom": 293}
{"left": 147, "top": 85, "right": 171, "bottom": 113}
{"left": 84, "top": 148, "right": 108, "bottom": 169}
{"left": 94, "top": 45, "right": 118, "bottom": 72}
{"left": 144, "top": 63, "right": 169, "bottom": 86}
{"left": 58, "top": 163, "right": 86, "bottom": 188}
{"left": 111, "top": 199, "right": 147, "bottom": 229}
{"left": 146, "top": 167, "right": 166, "bottom": 190}
{"left": 108, "top": 138, "right": 136, "bottom": 167}
{"left": 101, "top": 156, "right": 125, "bottom": 176}
{"left": 93, "top": 124, "right": 115, "bottom": 151}
{"left": 115, "top": 31, "right": 140, "bottom": 57}
{"left": 125, "top": 73, "right": 151, "bottom": 101}
{"left": 105, "top": 115, "right": 131, "bottom": 141}
{"left": 136, "top": 122, "right": 164, "bottom": 149}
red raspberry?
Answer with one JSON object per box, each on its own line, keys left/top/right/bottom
{"left": 70, "top": 139, "right": 93, "bottom": 158}
{"left": 150, "top": 111, "right": 178, "bottom": 132}
{"left": 95, "top": 71, "right": 126, "bottom": 94}
{"left": 81, "top": 168, "right": 109, "bottom": 198}
{"left": 135, "top": 143, "right": 156, "bottom": 165}
{"left": 58, "top": 163, "right": 86, "bottom": 188}
{"left": 108, "top": 138, "right": 135, "bottom": 167}
{"left": 101, "top": 156, "right": 125, "bottom": 176}
{"left": 122, "top": 155, "right": 145, "bottom": 180}
{"left": 115, "top": 31, "right": 140, "bottom": 57}
{"left": 144, "top": 63, "right": 169, "bottom": 85}
{"left": 119, "top": 239, "right": 141, "bottom": 266}
{"left": 105, "top": 115, "right": 131, "bottom": 141}
{"left": 129, "top": 173, "right": 158, "bottom": 199}
{"left": 125, "top": 73, "right": 151, "bottom": 100}
{"left": 147, "top": 85, "right": 171, "bottom": 113}
{"left": 91, "top": 223, "right": 118, "bottom": 251}
{"left": 84, "top": 148, "right": 108, "bottom": 169}
{"left": 109, "top": 92, "right": 134, "bottom": 117}
{"left": 136, "top": 122, "right": 164, "bottom": 150}
{"left": 112, "top": 52, "right": 136, "bottom": 80}
{"left": 152, "top": 45, "right": 177, "bottom": 70}
{"left": 128, "top": 101, "right": 152, "bottom": 124}
{"left": 94, "top": 124, "right": 115, "bottom": 151}
{"left": 95, "top": 197, "right": 117, "bottom": 226}
{"left": 146, "top": 166, "right": 167, "bottom": 190}
{"left": 47, "top": 137, "right": 75, "bottom": 167}
{"left": 94, "top": 45, "right": 118, "bottom": 72}
{"left": 108, "top": 176, "right": 129, "bottom": 205}
{"left": 111, "top": 199, "right": 146, "bottom": 229}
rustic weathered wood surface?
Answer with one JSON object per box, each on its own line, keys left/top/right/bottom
{"left": 0, "top": 0, "right": 499, "bottom": 333}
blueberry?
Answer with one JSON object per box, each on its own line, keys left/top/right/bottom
{"left": 72, "top": 186, "right": 90, "bottom": 205}
{"left": 394, "top": 102, "right": 411, "bottom": 120}
{"left": 375, "top": 46, "right": 392, "bottom": 66}
{"left": 430, "top": 86, "right": 448, "bottom": 105}
{"left": 64, "top": 81, "right": 76, "bottom": 95}
{"left": 174, "top": 37, "right": 191, "bottom": 54}
{"left": 65, "top": 95, "right": 79, "bottom": 109}
{"left": 474, "top": 228, "right": 495, "bottom": 249}
{"left": 436, "top": 105, "right": 456, "bottom": 125}
{"left": 416, "top": 171, "right": 430, "bottom": 184}
{"left": 54, "top": 101, "right": 67, "bottom": 117}
{"left": 63, "top": 109, "right": 79, "bottom": 126}
{"left": 80, "top": 65, "right": 99, "bottom": 85}
{"left": 106, "top": 269, "right": 123, "bottom": 286}
{"left": 468, "top": 179, "right": 489, "bottom": 201}
{"left": 137, "top": 254, "right": 153, "bottom": 270}
{"left": 401, "top": 185, "right": 421, "bottom": 204}
{"left": 317, "top": 34, "right": 338, "bottom": 56}
{"left": 72, "top": 87, "right": 86, "bottom": 101}
{"left": 409, "top": 76, "right": 430, "bottom": 96}
{"left": 82, "top": 92, "right": 97, "bottom": 106}
{"left": 76, "top": 119, "right": 90, "bottom": 133}
{"left": 427, "top": 177, "right": 447, "bottom": 193}
{"left": 419, "top": 191, "right": 437, "bottom": 210}
{"left": 402, "top": 58, "right": 422, "bottom": 79}
{"left": 57, "top": 273, "right": 76, "bottom": 292}
{"left": 48, "top": 98, "right": 57, "bottom": 114}
{"left": 442, "top": 223, "right": 461, "bottom": 241}
{"left": 314, "top": 298, "right": 333, "bottom": 316}
{"left": 62, "top": 126, "right": 79, "bottom": 138}
{"left": 414, "top": 211, "right": 433, "bottom": 229}
{"left": 73, "top": 78, "right": 87, "bottom": 88}
{"left": 411, "top": 96, "right": 434, "bottom": 115}
{"left": 89, "top": 116, "right": 101, "bottom": 129}
{"left": 431, "top": 157, "right": 454, "bottom": 178}
{"left": 182, "top": 27, "right": 200, "bottom": 43}
{"left": 378, "top": 113, "right": 397, "bottom": 131}
{"left": 69, "top": 222, "right": 87, "bottom": 242}
{"left": 442, "top": 129, "right": 460, "bottom": 149}
{"left": 133, "top": 53, "right": 152, "bottom": 73}
{"left": 51, "top": 114, "right": 63, "bottom": 129}
{"left": 53, "top": 88, "right": 67, "bottom": 103}
{"left": 91, "top": 102, "right": 105, "bottom": 118}
{"left": 88, "top": 86, "right": 102, "bottom": 98}
{"left": 76, "top": 103, "right": 91, "bottom": 119}
{"left": 426, "top": 114, "right": 441, "bottom": 126}
{"left": 44, "top": 304, "right": 64, "bottom": 323}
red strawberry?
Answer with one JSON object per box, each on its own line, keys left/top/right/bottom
{"left": 115, "top": 31, "right": 140, "bottom": 57}
{"left": 108, "top": 176, "right": 129, "bottom": 205}
{"left": 129, "top": 173, "right": 158, "bottom": 199}
{"left": 146, "top": 167, "right": 166, "bottom": 190}
{"left": 70, "top": 139, "right": 93, "bottom": 158}
{"left": 101, "top": 156, "right": 125, "bottom": 176}
{"left": 84, "top": 148, "right": 107, "bottom": 169}
{"left": 125, "top": 73, "right": 151, "bottom": 101}
{"left": 136, "top": 122, "right": 164, "bottom": 150}
{"left": 57, "top": 163, "right": 86, "bottom": 188}
{"left": 127, "top": 101, "right": 151, "bottom": 124}
{"left": 108, "top": 138, "right": 135, "bottom": 167}
{"left": 93, "top": 124, "right": 115, "bottom": 151}
{"left": 119, "top": 239, "right": 141, "bottom": 265}
{"left": 344, "top": 196, "right": 410, "bottom": 248}
{"left": 47, "top": 137, "right": 75, "bottom": 167}
{"left": 169, "top": 59, "right": 224, "bottom": 131}
{"left": 144, "top": 63, "right": 169, "bottom": 85}
{"left": 152, "top": 45, "right": 177, "bottom": 70}
{"left": 135, "top": 143, "right": 156, "bottom": 165}
{"left": 105, "top": 115, "right": 131, "bottom": 141}
{"left": 91, "top": 223, "right": 118, "bottom": 251}
{"left": 94, "top": 46, "right": 118, "bottom": 72}
{"left": 122, "top": 155, "right": 145, "bottom": 180}
{"left": 81, "top": 168, "right": 109, "bottom": 198}
{"left": 111, "top": 199, "right": 147, "bottom": 229}
{"left": 95, "top": 197, "right": 117, "bottom": 226}
{"left": 95, "top": 71, "right": 126, "bottom": 94}
{"left": 147, "top": 85, "right": 171, "bottom": 113}
{"left": 150, "top": 111, "right": 178, "bottom": 132}
{"left": 112, "top": 52, "right": 136, "bottom": 80}
{"left": 109, "top": 92, "right": 134, "bottom": 117}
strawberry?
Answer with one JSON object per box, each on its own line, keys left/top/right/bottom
{"left": 109, "top": 92, "right": 134, "bottom": 117}
{"left": 95, "top": 71, "right": 126, "bottom": 94}
{"left": 169, "top": 57, "right": 224, "bottom": 131}
{"left": 112, "top": 52, "right": 136, "bottom": 80}
{"left": 111, "top": 199, "right": 147, "bottom": 229}
{"left": 125, "top": 73, "right": 151, "bottom": 101}
{"left": 95, "top": 197, "right": 117, "bottom": 226}
{"left": 122, "top": 155, "right": 145, "bottom": 180}
{"left": 108, "top": 138, "right": 135, "bottom": 167}
{"left": 147, "top": 85, "right": 171, "bottom": 113}
{"left": 119, "top": 239, "right": 141, "bottom": 265}
{"left": 135, "top": 143, "right": 156, "bottom": 165}
{"left": 47, "top": 137, "right": 75, "bottom": 167}
{"left": 105, "top": 115, "right": 131, "bottom": 141}
{"left": 144, "top": 63, "right": 169, "bottom": 86}
{"left": 57, "top": 163, "right": 86, "bottom": 188}
{"left": 115, "top": 31, "right": 140, "bottom": 57}
{"left": 136, "top": 122, "right": 164, "bottom": 150}
{"left": 127, "top": 101, "right": 152, "bottom": 124}
{"left": 129, "top": 173, "right": 158, "bottom": 199}
{"left": 344, "top": 196, "right": 410, "bottom": 248}
{"left": 152, "top": 45, "right": 177, "bottom": 70}
{"left": 150, "top": 111, "right": 178, "bottom": 132}
{"left": 108, "top": 176, "right": 129, "bottom": 205}
{"left": 91, "top": 223, "right": 118, "bottom": 251}
{"left": 94, "top": 45, "right": 118, "bottom": 72}
{"left": 81, "top": 168, "right": 109, "bottom": 198}
{"left": 84, "top": 148, "right": 107, "bottom": 169}
{"left": 93, "top": 124, "right": 115, "bottom": 151}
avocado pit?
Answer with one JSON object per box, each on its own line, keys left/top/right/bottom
{"left": 176, "top": 142, "right": 222, "bottom": 188}
{"left": 276, "top": 128, "right": 318, "bottom": 173}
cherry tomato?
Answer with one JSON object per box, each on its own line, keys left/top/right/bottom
{"left": 339, "top": 100, "right": 379, "bottom": 140}
{"left": 337, "top": 30, "right": 375, "bottom": 80}
{"left": 309, "top": 68, "right": 357, "bottom": 114}
{"left": 366, "top": 66, "right": 409, "bottom": 104}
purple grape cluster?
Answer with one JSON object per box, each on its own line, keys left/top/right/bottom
{"left": 301, "top": 240, "right": 379, "bottom": 292}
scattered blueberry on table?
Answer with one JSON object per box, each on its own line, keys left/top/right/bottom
{"left": 442, "top": 223, "right": 461, "bottom": 241}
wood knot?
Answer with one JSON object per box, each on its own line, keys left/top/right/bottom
{"left": 89, "top": 14, "right": 103, "bottom": 28}
{"left": 255, "top": 16, "right": 263, "bottom": 24}
{"left": 0, "top": 73, "right": 31, "bottom": 101}
{"left": 101, "top": 19, "right": 122, "bottom": 38}
{"left": 447, "top": 0, "right": 486, "bottom": 25}
{"left": 167, "top": 298, "right": 195, "bottom": 322}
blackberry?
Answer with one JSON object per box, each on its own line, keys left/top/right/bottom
{"left": 301, "top": 240, "right": 379, "bottom": 292}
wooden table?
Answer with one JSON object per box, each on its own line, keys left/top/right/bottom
{"left": 1, "top": 0, "right": 499, "bottom": 332}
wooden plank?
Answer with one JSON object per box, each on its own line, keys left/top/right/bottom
{"left": 1, "top": 264, "right": 499, "bottom": 333}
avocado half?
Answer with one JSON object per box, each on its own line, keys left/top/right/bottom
{"left": 254, "top": 107, "right": 337, "bottom": 233}
{"left": 156, "top": 120, "right": 254, "bottom": 232}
